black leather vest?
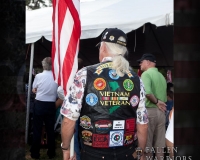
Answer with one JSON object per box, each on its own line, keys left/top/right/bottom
{"left": 79, "top": 61, "right": 140, "bottom": 148}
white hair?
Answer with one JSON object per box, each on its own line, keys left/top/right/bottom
{"left": 104, "top": 37, "right": 129, "bottom": 77}
{"left": 42, "top": 57, "right": 52, "bottom": 70}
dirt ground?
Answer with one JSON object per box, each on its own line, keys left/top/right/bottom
{"left": 25, "top": 133, "right": 63, "bottom": 160}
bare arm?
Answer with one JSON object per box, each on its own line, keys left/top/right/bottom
{"left": 146, "top": 94, "right": 166, "bottom": 112}
{"left": 137, "top": 123, "right": 148, "bottom": 160}
{"left": 32, "top": 88, "right": 37, "bottom": 93}
{"left": 55, "top": 98, "right": 63, "bottom": 109}
{"left": 61, "top": 117, "right": 76, "bottom": 160}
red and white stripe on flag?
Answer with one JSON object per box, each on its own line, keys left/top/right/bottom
{"left": 51, "top": 0, "right": 81, "bottom": 96}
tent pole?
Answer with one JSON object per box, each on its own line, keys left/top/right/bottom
{"left": 25, "top": 43, "right": 35, "bottom": 144}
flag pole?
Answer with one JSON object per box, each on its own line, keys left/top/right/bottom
{"left": 70, "top": 135, "right": 74, "bottom": 157}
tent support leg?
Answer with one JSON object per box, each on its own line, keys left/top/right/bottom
{"left": 25, "top": 43, "right": 35, "bottom": 144}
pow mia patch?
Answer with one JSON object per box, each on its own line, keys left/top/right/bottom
{"left": 94, "top": 78, "right": 106, "bottom": 90}
{"left": 85, "top": 93, "right": 98, "bottom": 106}
{"left": 123, "top": 79, "right": 134, "bottom": 91}
{"left": 109, "top": 69, "right": 119, "bottom": 80}
{"left": 130, "top": 95, "right": 139, "bottom": 107}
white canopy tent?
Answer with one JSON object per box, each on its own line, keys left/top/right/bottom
{"left": 25, "top": 0, "right": 173, "bottom": 143}
{"left": 26, "top": 0, "right": 173, "bottom": 43}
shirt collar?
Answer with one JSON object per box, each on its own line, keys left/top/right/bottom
{"left": 101, "top": 57, "right": 113, "bottom": 62}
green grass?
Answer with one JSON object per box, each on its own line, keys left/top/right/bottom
{"left": 25, "top": 133, "right": 63, "bottom": 160}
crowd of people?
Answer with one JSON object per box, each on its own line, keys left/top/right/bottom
{"left": 28, "top": 28, "right": 173, "bottom": 160}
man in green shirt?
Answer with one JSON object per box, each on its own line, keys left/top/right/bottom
{"left": 137, "top": 53, "right": 167, "bottom": 160}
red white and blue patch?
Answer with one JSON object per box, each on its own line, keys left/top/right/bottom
{"left": 109, "top": 130, "right": 124, "bottom": 147}
{"left": 95, "top": 120, "right": 112, "bottom": 134}
{"left": 130, "top": 95, "right": 139, "bottom": 107}
{"left": 85, "top": 93, "right": 98, "bottom": 106}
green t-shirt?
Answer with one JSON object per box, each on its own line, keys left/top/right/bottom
{"left": 141, "top": 67, "right": 167, "bottom": 108}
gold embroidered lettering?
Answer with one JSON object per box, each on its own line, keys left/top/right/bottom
{"left": 100, "top": 101, "right": 104, "bottom": 105}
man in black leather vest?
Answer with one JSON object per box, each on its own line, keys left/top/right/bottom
{"left": 60, "top": 28, "right": 148, "bottom": 160}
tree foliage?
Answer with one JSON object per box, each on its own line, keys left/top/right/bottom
{"left": 26, "top": 0, "right": 52, "bottom": 10}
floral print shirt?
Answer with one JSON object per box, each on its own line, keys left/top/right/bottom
{"left": 60, "top": 57, "right": 148, "bottom": 124}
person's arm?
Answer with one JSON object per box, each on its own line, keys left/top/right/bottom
{"left": 137, "top": 123, "right": 148, "bottom": 159}
{"left": 61, "top": 117, "right": 76, "bottom": 160}
{"left": 146, "top": 94, "right": 166, "bottom": 112}
{"left": 135, "top": 78, "right": 148, "bottom": 160}
{"left": 32, "top": 75, "right": 38, "bottom": 93}
{"left": 60, "top": 67, "right": 87, "bottom": 160}
{"left": 55, "top": 98, "right": 63, "bottom": 109}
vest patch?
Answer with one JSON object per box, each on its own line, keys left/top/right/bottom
{"left": 109, "top": 81, "right": 120, "bottom": 91}
{"left": 95, "top": 120, "right": 112, "bottom": 133}
{"left": 109, "top": 106, "right": 120, "bottom": 114}
{"left": 82, "top": 130, "right": 92, "bottom": 146}
{"left": 85, "top": 93, "right": 98, "bottom": 106}
{"left": 100, "top": 91, "right": 130, "bottom": 97}
{"left": 130, "top": 95, "right": 139, "bottom": 107}
{"left": 123, "top": 79, "right": 134, "bottom": 91}
{"left": 109, "top": 130, "right": 124, "bottom": 147}
{"left": 94, "top": 78, "right": 106, "bottom": 90}
{"left": 95, "top": 62, "right": 112, "bottom": 75}
{"left": 109, "top": 69, "right": 119, "bottom": 80}
{"left": 124, "top": 132, "right": 134, "bottom": 146}
{"left": 125, "top": 118, "right": 136, "bottom": 133}
{"left": 113, "top": 120, "right": 125, "bottom": 130}
{"left": 93, "top": 134, "right": 109, "bottom": 148}
{"left": 100, "top": 100, "right": 130, "bottom": 106}
{"left": 80, "top": 115, "right": 93, "bottom": 129}
{"left": 126, "top": 70, "right": 134, "bottom": 78}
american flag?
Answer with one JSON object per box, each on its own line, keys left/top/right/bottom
{"left": 51, "top": 0, "right": 81, "bottom": 95}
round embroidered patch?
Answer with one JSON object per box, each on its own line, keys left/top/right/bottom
{"left": 85, "top": 93, "right": 98, "bottom": 106}
{"left": 123, "top": 79, "right": 134, "bottom": 91}
{"left": 109, "top": 69, "right": 119, "bottom": 80}
{"left": 80, "top": 115, "right": 93, "bottom": 129}
{"left": 130, "top": 95, "right": 139, "bottom": 107}
{"left": 94, "top": 78, "right": 106, "bottom": 90}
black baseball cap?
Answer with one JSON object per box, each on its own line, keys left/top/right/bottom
{"left": 137, "top": 53, "right": 156, "bottom": 63}
{"left": 96, "top": 28, "right": 127, "bottom": 47}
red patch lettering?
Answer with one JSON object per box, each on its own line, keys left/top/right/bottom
{"left": 92, "top": 134, "right": 109, "bottom": 148}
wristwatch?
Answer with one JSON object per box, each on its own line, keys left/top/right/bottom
{"left": 61, "top": 142, "right": 69, "bottom": 150}
{"left": 136, "top": 147, "right": 143, "bottom": 155}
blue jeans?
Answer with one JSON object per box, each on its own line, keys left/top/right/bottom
{"left": 74, "top": 119, "right": 81, "bottom": 160}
